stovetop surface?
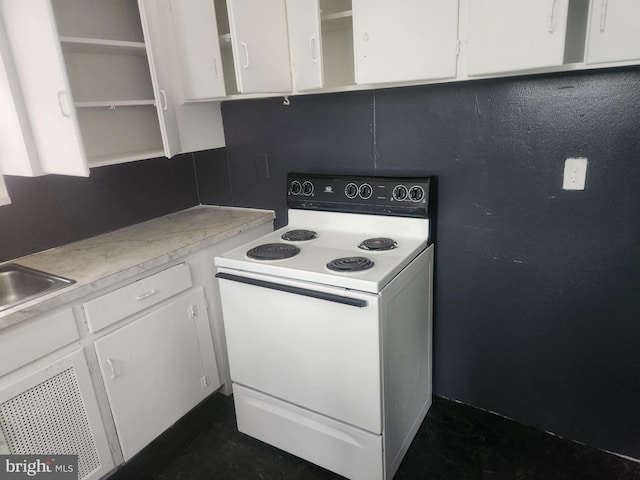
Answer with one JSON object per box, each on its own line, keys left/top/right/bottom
{"left": 215, "top": 210, "right": 430, "bottom": 293}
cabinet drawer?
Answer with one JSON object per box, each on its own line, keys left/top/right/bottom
{"left": 0, "top": 308, "right": 79, "bottom": 377}
{"left": 83, "top": 263, "right": 192, "bottom": 333}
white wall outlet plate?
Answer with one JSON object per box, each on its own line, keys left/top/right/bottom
{"left": 563, "top": 157, "right": 588, "bottom": 190}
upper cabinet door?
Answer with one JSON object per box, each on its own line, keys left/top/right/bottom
{"left": 138, "top": 0, "right": 182, "bottom": 158}
{"left": 227, "top": 0, "right": 292, "bottom": 93}
{"left": 168, "top": 0, "right": 226, "bottom": 100}
{"left": 286, "top": 0, "right": 324, "bottom": 92}
{"left": 138, "top": 0, "right": 225, "bottom": 156}
{"left": 0, "top": 0, "right": 88, "bottom": 177}
{"left": 585, "top": 0, "right": 640, "bottom": 65}
{"left": 353, "top": 0, "right": 459, "bottom": 85}
{"left": 466, "top": 0, "right": 570, "bottom": 76}
{"left": 0, "top": 11, "right": 40, "bottom": 176}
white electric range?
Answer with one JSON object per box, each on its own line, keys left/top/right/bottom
{"left": 215, "top": 173, "right": 434, "bottom": 480}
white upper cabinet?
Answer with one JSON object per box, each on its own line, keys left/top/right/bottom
{"left": 0, "top": 0, "right": 88, "bottom": 176}
{"left": 138, "top": 0, "right": 182, "bottom": 158}
{"left": 287, "top": 0, "right": 459, "bottom": 91}
{"left": 0, "top": 12, "right": 39, "bottom": 177}
{"left": 465, "top": 0, "right": 581, "bottom": 76}
{"left": 286, "top": 0, "right": 325, "bottom": 91}
{"left": 168, "top": 0, "right": 226, "bottom": 100}
{"left": 52, "top": 0, "right": 165, "bottom": 168}
{"left": 353, "top": 0, "right": 459, "bottom": 85}
{"left": 0, "top": 0, "right": 224, "bottom": 176}
{"left": 585, "top": 0, "right": 640, "bottom": 65}
{"left": 286, "top": 0, "right": 355, "bottom": 91}
{"left": 138, "top": 0, "right": 225, "bottom": 156}
{"left": 227, "top": 0, "right": 292, "bottom": 93}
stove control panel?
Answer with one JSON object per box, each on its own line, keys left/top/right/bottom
{"left": 287, "top": 173, "right": 432, "bottom": 218}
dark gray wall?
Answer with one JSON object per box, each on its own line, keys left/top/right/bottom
{"left": 197, "top": 67, "right": 640, "bottom": 459}
{"left": 0, "top": 154, "right": 198, "bottom": 262}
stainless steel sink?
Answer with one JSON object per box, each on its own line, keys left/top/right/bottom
{"left": 0, "top": 264, "right": 75, "bottom": 313}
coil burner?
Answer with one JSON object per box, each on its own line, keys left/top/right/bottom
{"left": 326, "top": 256, "right": 374, "bottom": 272}
{"left": 247, "top": 243, "right": 300, "bottom": 261}
{"left": 358, "top": 237, "right": 398, "bottom": 251}
{"left": 281, "top": 229, "right": 318, "bottom": 242}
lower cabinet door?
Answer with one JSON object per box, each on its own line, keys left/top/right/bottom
{"left": 0, "top": 350, "right": 114, "bottom": 480}
{"left": 94, "top": 287, "right": 219, "bottom": 461}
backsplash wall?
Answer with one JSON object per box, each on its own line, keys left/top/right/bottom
{"left": 0, "top": 154, "right": 198, "bottom": 262}
{"left": 198, "top": 67, "right": 640, "bottom": 459}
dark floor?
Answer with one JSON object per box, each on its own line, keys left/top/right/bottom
{"left": 107, "top": 393, "right": 640, "bottom": 480}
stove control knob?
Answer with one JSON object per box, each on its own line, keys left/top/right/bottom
{"left": 409, "top": 185, "right": 425, "bottom": 202}
{"left": 359, "top": 183, "right": 372, "bottom": 199}
{"left": 302, "top": 181, "right": 314, "bottom": 196}
{"left": 345, "top": 182, "right": 358, "bottom": 198}
{"left": 392, "top": 184, "right": 408, "bottom": 201}
{"left": 290, "top": 180, "right": 302, "bottom": 195}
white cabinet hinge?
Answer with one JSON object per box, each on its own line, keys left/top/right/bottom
{"left": 456, "top": 40, "right": 463, "bottom": 56}
{"left": 201, "top": 375, "right": 209, "bottom": 388}
{"left": 188, "top": 305, "right": 198, "bottom": 318}
{"left": 86, "top": 360, "right": 94, "bottom": 374}
{"left": 108, "top": 442, "right": 115, "bottom": 454}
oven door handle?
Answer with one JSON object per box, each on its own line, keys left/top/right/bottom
{"left": 215, "top": 272, "right": 368, "bottom": 308}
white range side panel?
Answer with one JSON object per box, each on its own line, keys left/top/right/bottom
{"left": 94, "top": 288, "right": 219, "bottom": 461}
{"left": 466, "top": 0, "right": 570, "bottom": 76}
{"left": 227, "top": 0, "right": 292, "bottom": 93}
{"left": 585, "top": 0, "right": 640, "bottom": 64}
{"left": 381, "top": 246, "right": 434, "bottom": 479}
{"left": 286, "top": 0, "right": 324, "bottom": 91}
{"left": 168, "top": 0, "right": 226, "bottom": 100}
{"left": 218, "top": 271, "right": 382, "bottom": 434}
{"left": 1, "top": 0, "right": 88, "bottom": 176}
{"left": 353, "top": 0, "right": 459, "bottom": 84}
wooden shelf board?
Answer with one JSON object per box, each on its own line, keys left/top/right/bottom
{"left": 60, "top": 37, "right": 147, "bottom": 55}
{"left": 75, "top": 100, "right": 156, "bottom": 108}
{"left": 321, "top": 10, "right": 353, "bottom": 22}
{"left": 88, "top": 149, "right": 166, "bottom": 169}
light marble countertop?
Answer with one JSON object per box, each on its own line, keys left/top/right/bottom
{"left": 0, "top": 205, "right": 274, "bottom": 330}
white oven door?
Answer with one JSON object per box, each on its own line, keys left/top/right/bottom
{"left": 216, "top": 268, "right": 381, "bottom": 434}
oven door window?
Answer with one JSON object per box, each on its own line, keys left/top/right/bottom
{"left": 218, "top": 272, "right": 381, "bottom": 434}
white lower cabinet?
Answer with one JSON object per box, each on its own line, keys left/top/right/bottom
{"left": 93, "top": 287, "right": 220, "bottom": 461}
{"left": 0, "top": 349, "right": 115, "bottom": 480}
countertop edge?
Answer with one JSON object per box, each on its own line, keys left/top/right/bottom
{"left": 0, "top": 206, "right": 275, "bottom": 331}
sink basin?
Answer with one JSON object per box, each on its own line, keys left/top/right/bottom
{"left": 0, "top": 263, "right": 75, "bottom": 313}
